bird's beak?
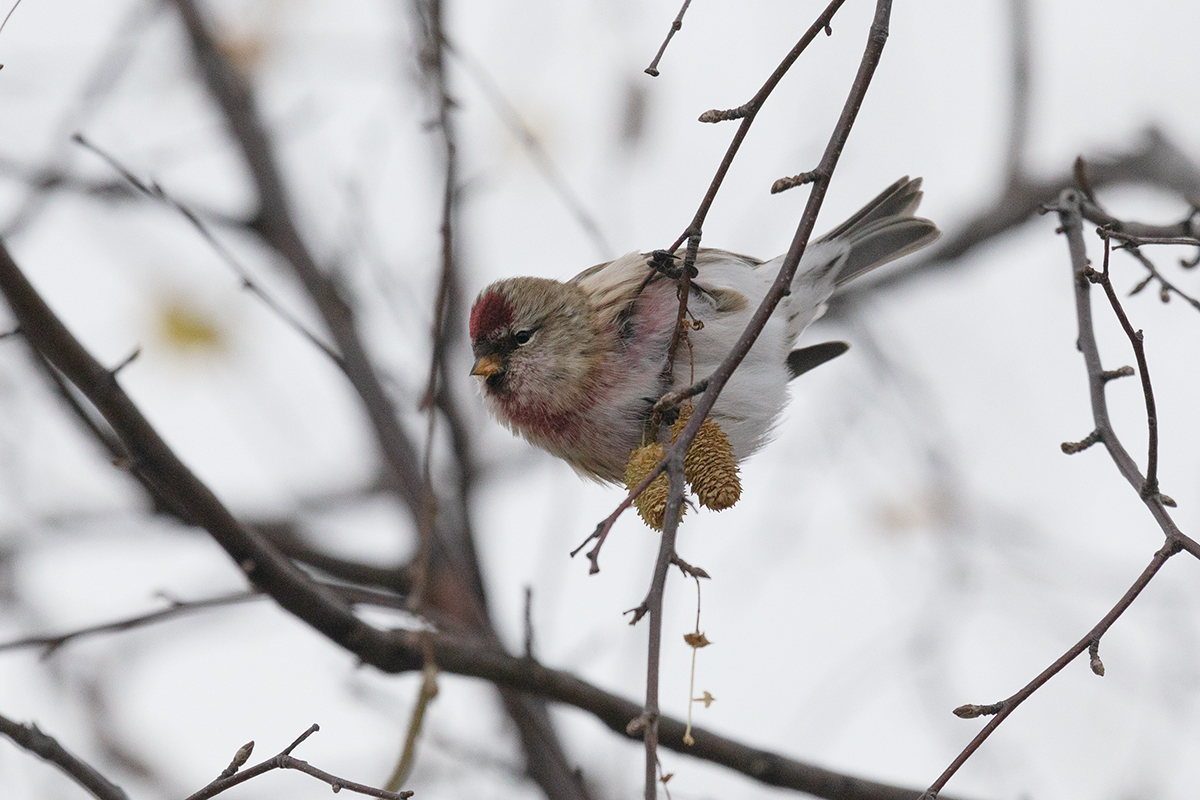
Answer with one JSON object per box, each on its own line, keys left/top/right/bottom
{"left": 471, "top": 353, "right": 503, "bottom": 378}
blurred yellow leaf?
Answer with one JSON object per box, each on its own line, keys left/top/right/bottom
{"left": 157, "top": 300, "right": 225, "bottom": 353}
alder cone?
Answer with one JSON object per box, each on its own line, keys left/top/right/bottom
{"left": 624, "top": 443, "right": 683, "bottom": 531}
{"left": 672, "top": 406, "right": 741, "bottom": 511}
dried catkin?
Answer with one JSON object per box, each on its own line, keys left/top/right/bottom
{"left": 672, "top": 406, "right": 741, "bottom": 511}
{"left": 624, "top": 443, "right": 684, "bottom": 530}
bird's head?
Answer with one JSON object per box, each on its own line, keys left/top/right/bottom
{"left": 468, "top": 277, "right": 601, "bottom": 419}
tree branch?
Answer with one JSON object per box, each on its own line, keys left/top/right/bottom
{"left": 0, "top": 590, "right": 260, "bottom": 657}
{"left": 0, "top": 711, "right": 129, "bottom": 800}
{"left": 627, "top": 3, "right": 895, "bottom": 795}
{"left": 918, "top": 184, "right": 1200, "bottom": 798}
{"left": 181, "top": 724, "right": 412, "bottom": 800}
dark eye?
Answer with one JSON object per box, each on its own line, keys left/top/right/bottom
{"left": 513, "top": 330, "right": 534, "bottom": 346}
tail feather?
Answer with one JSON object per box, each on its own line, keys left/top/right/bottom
{"left": 817, "top": 176, "right": 925, "bottom": 243}
{"left": 834, "top": 216, "right": 941, "bottom": 286}
{"left": 814, "top": 176, "right": 940, "bottom": 287}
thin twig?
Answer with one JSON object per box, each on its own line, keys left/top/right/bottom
{"left": 645, "top": 0, "right": 693, "bottom": 77}
{"left": 570, "top": 452, "right": 669, "bottom": 573}
{"left": 1088, "top": 237, "right": 1160, "bottom": 498}
{"left": 650, "top": 378, "right": 710, "bottom": 416}
{"left": 1003, "top": 0, "right": 1031, "bottom": 188}
{"left": 583, "top": 0, "right": 853, "bottom": 572}
{"left": 0, "top": 590, "right": 261, "bottom": 656}
{"left": 170, "top": 0, "right": 430, "bottom": 520}
{"left": 1, "top": 0, "right": 158, "bottom": 238}
{"left": 181, "top": 724, "right": 412, "bottom": 800}
{"left": 409, "top": 5, "right": 590, "bottom": 797}
{"left": 385, "top": 661, "right": 438, "bottom": 791}
{"left": 523, "top": 585, "right": 535, "bottom": 659}
{"left": 1049, "top": 191, "right": 1199, "bottom": 558}
{"left": 0, "top": 238, "right": 414, "bottom": 669}
{"left": 1096, "top": 230, "right": 1200, "bottom": 311}
{"left": 445, "top": 37, "right": 613, "bottom": 258}
{"left": 670, "top": 0, "right": 848, "bottom": 255}
{"left": 636, "top": 3, "right": 894, "bottom": 796}
{"left": 0, "top": 0, "right": 24, "bottom": 39}
{"left": 641, "top": 451, "right": 687, "bottom": 799}
{"left": 71, "top": 134, "right": 345, "bottom": 367}
{"left": 923, "top": 542, "right": 1179, "bottom": 797}
{"left": 0, "top": 712, "right": 129, "bottom": 800}
{"left": 1105, "top": 233, "right": 1200, "bottom": 247}
{"left": 920, "top": 185, "right": 1200, "bottom": 797}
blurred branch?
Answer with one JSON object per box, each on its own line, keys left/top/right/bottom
{"left": 167, "top": 2, "right": 495, "bottom": 676}
{"left": 252, "top": 517, "right": 414, "bottom": 593}
{"left": 0, "top": 239, "right": 945, "bottom": 800}
{"left": 445, "top": 37, "right": 613, "bottom": 259}
{"left": 169, "top": 0, "right": 430, "bottom": 519}
{"left": 0, "top": 155, "right": 134, "bottom": 200}
{"left": 72, "top": 134, "right": 345, "bottom": 366}
{"left": 411, "top": 0, "right": 463, "bottom": 610}
{"left": 0, "top": 238, "right": 418, "bottom": 671}
{"left": 0, "top": 711, "right": 129, "bottom": 800}
{"left": 0, "top": 153, "right": 252, "bottom": 229}
{"left": 1, "top": 0, "right": 158, "bottom": 238}
{"left": 181, "top": 724, "right": 412, "bottom": 800}
{"left": 410, "top": 0, "right": 590, "bottom": 795}
{"left": 0, "top": 590, "right": 259, "bottom": 657}
{"left": 1003, "top": 0, "right": 1031, "bottom": 189}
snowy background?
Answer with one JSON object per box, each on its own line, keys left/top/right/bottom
{"left": 1, "top": 1, "right": 1200, "bottom": 798}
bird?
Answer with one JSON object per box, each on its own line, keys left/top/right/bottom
{"left": 468, "top": 176, "right": 939, "bottom": 483}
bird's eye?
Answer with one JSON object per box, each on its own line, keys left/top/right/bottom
{"left": 513, "top": 330, "right": 534, "bottom": 346}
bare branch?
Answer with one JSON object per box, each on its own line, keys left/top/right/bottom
{"left": 0, "top": 711, "right": 129, "bottom": 800}
{"left": 1098, "top": 230, "right": 1200, "bottom": 311}
{"left": 670, "top": 0, "right": 849, "bottom": 255}
{"left": 1087, "top": 238, "right": 1160, "bottom": 498}
{"left": 1049, "top": 191, "right": 1199, "bottom": 558}
{"left": 181, "top": 725, "right": 412, "bottom": 800}
{"left": 169, "top": 0, "right": 430, "bottom": 521}
{"left": 1, "top": 0, "right": 159, "bottom": 238}
{"left": 445, "top": 37, "right": 613, "bottom": 258}
{"left": 71, "top": 134, "right": 345, "bottom": 366}
{"left": 1003, "top": 0, "right": 1032, "bottom": 188}
{"left": 634, "top": 3, "right": 895, "bottom": 795}
{"left": 0, "top": 590, "right": 260, "bottom": 657}
{"left": 923, "top": 543, "right": 1178, "bottom": 797}
{"left": 645, "top": 0, "right": 693, "bottom": 77}
{"left": 919, "top": 185, "right": 1200, "bottom": 798}
{"left": 0, "top": 238, "right": 419, "bottom": 672}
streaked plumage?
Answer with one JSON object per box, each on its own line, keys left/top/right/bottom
{"left": 469, "top": 177, "right": 940, "bottom": 482}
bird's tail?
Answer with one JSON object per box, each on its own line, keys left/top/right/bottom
{"left": 818, "top": 176, "right": 941, "bottom": 286}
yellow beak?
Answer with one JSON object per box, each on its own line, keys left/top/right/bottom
{"left": 471, "top": 353, "right": 503, "bottom": 378}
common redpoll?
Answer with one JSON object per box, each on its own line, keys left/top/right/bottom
{"left": 469, "top": 177, "right": 939, "bottom": 482}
